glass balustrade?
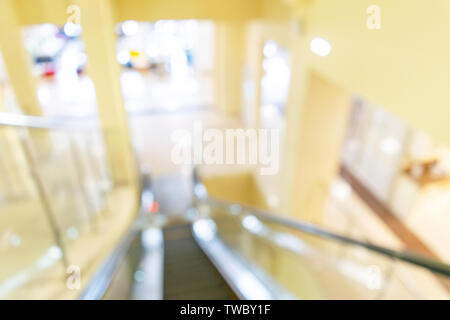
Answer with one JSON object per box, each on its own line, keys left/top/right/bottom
{"left": 199, "top": 199, "right": 450, "bottom": 299}
{"left": 0, "top": 115, "right": 112, "bottom": 299}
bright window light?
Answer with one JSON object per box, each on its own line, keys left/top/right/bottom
{"left": 263, "top": 40, "right": 278, "bottom": 58}
{"left": 122, "top": 20, "right": 139, "bottom": 36}
{"left": 310, "top": 37, "right": 331, "bottom": 57}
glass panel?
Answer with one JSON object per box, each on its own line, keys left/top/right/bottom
{"left": 0, "top": 126, "right": 61, "bottom": 299}
{"left": 0, "top": 123, "right": 112, "bottom": 298}
{"left": 206, "top": 203, "right": 450, "bottom": 299}
{"left": 27, "top": 128, "right": 93, "bottom": 244}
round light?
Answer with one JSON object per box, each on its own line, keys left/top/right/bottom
{"left": 331, "top": 180, "right": 351, "bottom": 201}
{"left": 66, "top": 227, "right": 79, "bottom": 240}
{"left": 134, "top": 270, "right": 146, "bottom": 282}
{"left": 116, "top": 50, "right": 130, "bottom": 65}
{"left": 122, "top": 20, "right": 139, "bottom": 36}
{"left": 10, "top": 234, "right": 21, "bottom": 247}
{"left": 379, "top": 137, "right": 401, "bottom": 155}
{"left": 310, "top": 37, "right": 331, "bottom": 57}
{"left": 48, "top": 246, "right": 63, "bottom": 259}
{"left": 63, "top": 22, "right": 82, "bottom": 37}
{"left": 242, "top": 215, "right": 264, "bottom": 234}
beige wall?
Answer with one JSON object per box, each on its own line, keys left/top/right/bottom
{"left": 0, "top": 0, "right": 42, "bottom": 116}
{"left": 13, "top": 0, "right": 72, "bottom": 26}
{"left": 114, "top": 0, "right": 261, "bottom": 22}
{"left": 14, "top": 0, "right": 261, "bottom": 25}
{"left": 203, "top": 172, "right": 268, "bottom": 210}
{"left": 282, "top": 70, "right": 351, "bottom": 222}
{"left": 303, "top": 0, "right": 450, "bottom": 146}
{"left": 256, "top": 0, "right": 450, "bottom": 146}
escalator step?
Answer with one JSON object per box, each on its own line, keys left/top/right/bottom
{"left": 162, "top": 222, "right": 236, "bottom": 300}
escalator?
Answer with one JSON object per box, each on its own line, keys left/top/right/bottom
{"left": 81, "top": 170, "right": 450, "bottom": 300}
{"left": 3, "top": 112, "right": 447, "bottom": 299}
{"left": 163, "top": 222, "right": 236, "bottom": 299}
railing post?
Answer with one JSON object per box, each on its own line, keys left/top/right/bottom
{"left": 68, "top": 134, "right": 99, "bottom": 230}
{"left": 86, "top": 130, "right": 112, "bottom": 216}
{"left": 19, "top": 128, "right": 69, "bottom": 270}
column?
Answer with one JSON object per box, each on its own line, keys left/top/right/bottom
{"left": 280, "top": 37, "right": 351, "bottom": 223}
{"left": 215, "top": 21, "right": 245, "bottom": 118}
{"left": 0, "top": 87, "right": 35, "bottom": 199}
{"left": 76, "top": 0, "right": 137, "bottom": 185}
{"left": 242, "top": 21, "right": 264, "bottom": 129}
{"left": 0, "top": 0, "right": 42, "bottom": 116}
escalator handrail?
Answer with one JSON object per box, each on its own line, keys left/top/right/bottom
{"left": 79, "top": 170, "right": 151, "bottom": 299}
{"left": 78, "top": 223, "right": 141, "bottom": 300}
{"left": 192, "top": 169, "right": 450, "bottom": 278}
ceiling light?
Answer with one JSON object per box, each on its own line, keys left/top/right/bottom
{"left": 310, "top": 37, "right": 331, "bottom": 57}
